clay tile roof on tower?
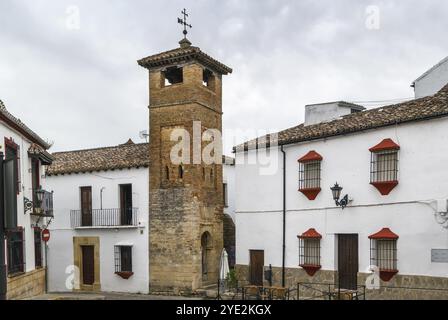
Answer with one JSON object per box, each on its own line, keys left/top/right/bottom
{"left": 137, "top": 44, "right": 233, "bottom": 75}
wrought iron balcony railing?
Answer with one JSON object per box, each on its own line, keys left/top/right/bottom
{"left": 70, "top": 208, "right": 138, "bottom": 228}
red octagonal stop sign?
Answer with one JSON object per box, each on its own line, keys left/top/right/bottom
{"left": 42, "top": 229, "right": 50, "bottom": 242}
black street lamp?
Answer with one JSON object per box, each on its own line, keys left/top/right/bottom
{"left": 330, "top": 182, "right": 349, "bottom": 209}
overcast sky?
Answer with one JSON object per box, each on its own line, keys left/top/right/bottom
{"left": 0, "top": 0, "right": 447, "bottom": 154}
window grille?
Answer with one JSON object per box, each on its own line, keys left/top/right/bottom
{"left": 299, "top": 161, "right": 321, "bottom": 190}
{"left": 299, "top": 238, "right": 321, "bottom": 266}
{"left": 370, "top": 150, "right": 398, "bottom": 183}
{"left": 298, "top": 228, "right": 322, "bottom": 276}
{"left": 114, "top": 246, "right": 133, "bottom": 273}
{"left": 370, "top": 239, "right": 397, "bottom": 271}
{"left": 369, "top": 228, "right": 399, "bottom": 281}
{"left": 298, "top": 151, "right": 323, "bottom": 200}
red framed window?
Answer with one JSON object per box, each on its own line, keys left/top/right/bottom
{"left": 298, "top": 228, "right": 322, "bottom": 276}
{"left": 298, "top": 151, "right": 322, "bottom": 200}
{"left": 369, "top": 228, "right": 398, "bottom": 281}
{"left": 369, "top": 139, "right": 400, "bottom": 195}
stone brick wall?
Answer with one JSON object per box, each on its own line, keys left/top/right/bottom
{"left": 358, "top": 272, "right": 448, "bottom": 300}
{"left": 148, "top": 59, "right": 225, "bottom": 294}
{"left": 236, "top": 264, "right": 448, "bottom": 300}
{"left": 7, "top": 268, "right": 46, "bottom": 300}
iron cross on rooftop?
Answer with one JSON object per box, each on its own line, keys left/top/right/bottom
{"left": 178, "top": 8, "right": 192, "bottom": 38}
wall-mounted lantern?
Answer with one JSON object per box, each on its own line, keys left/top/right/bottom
{"left": 24, "top": 186, "right": 45, "bottom": 215}
{"left": 330, "top": 182, "right": 349, "bottom": 209}
{"left": 36, "top": 186, "right": 45, "bottom": 204}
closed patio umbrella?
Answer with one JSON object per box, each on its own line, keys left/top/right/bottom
{"left": 219, "top": 248, "right": 230, "bottom": 280}
{"left": 217, "top": 249, "right": 230, "bottom": 299}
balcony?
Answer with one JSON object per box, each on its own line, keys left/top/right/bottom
{"left": 70, "top": 208, "right": 139, "bottom": 229}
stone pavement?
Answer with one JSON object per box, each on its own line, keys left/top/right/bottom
{"left": 25, "top": 292, "right": 204, "bottom": 300}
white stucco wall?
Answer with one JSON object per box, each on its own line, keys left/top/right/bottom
{"left": 414, "top": 57, "right": 448, "bottom": 98}
{"left": 0, "top": 122, "right": 50, "bottom": 274}
{"left": 235, "top": 117, "right": 448, "bottom": 278}
{"left": 223, "top": 163, "right": 236, "bottom": 221}
{"left": 46, "top": 168, "right": 149, "bottom": 294}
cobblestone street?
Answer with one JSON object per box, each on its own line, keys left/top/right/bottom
{"left": 27, "top": 292, "right": 203, "bottom": 300}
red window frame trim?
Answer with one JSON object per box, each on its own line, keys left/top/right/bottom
{"left": 297, "top": 228, "right": 322, "bottom": 276}
{"left": 298, "top": 151, "right": 322, "bottom": 200}
{"left": 369, "top": 138, "right": 400, "bottom": 152}
{"left": 369, "top": 138, "right": 400, "bottom": 195}
{"left": 369, "top": 228, "right": 399, "bottom": 281}
{"left": 368, "top": 228, "right": 399, "bottom": 240}
{"left": 298, "top": 150, "right": 323, "bottom": 163}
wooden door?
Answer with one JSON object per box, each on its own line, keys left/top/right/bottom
{"left": 80, "top": 187, "right": 92, "bottom": 226}
{"left": 338, "top": 234, "right": 359, "bottom": 290}
{"left": 249, "top": 250, "right": 264, "bottom": 286}
{"left": 120, "top": 184, "right": 133, "bottom": 225}
{"left": 81, "top": 246, "right": 95, "bottom": 285}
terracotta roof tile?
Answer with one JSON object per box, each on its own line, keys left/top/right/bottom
{"left": 47, "top": 142, "right": 150, "bottom": 176}
{"left": 235, "top": 84, "right": 448, "bottom": 152}
{"left": 138, "top": 44, "right": 232, "bottom": 75}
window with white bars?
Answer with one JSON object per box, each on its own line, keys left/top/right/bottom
{"left": 370, "top": 239, "right": 397, "bottom": 271}
{"left": 370, "top": 150, "right": 398, "bottom": 183}
{"left": 299, "top": 238, "right": 321, "bottom": 266}
{"left": 299, "top": 161, "right": 321, "bottom": 190}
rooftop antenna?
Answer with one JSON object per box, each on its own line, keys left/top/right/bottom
{"left": 139, "top": 130, "right": 149, "bottom": 142}
{"left": 177, "top": 8, "right": 192, "bottom": 39}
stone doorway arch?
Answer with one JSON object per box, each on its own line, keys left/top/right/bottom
{"left": 201, "top": 232, "right": 212, "bottom": 282}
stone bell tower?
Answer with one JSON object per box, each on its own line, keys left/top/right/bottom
{"left": 138, "top": 37, "right": 232, "bottom": 293}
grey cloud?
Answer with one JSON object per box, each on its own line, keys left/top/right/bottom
{"left": 0, "top": 0, "right": 447, "bottom": 154}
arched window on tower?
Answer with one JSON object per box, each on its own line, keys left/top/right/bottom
{"left": 165, "top": 166, "right": 170, "bottom": 181}
{"left": 179, "top": 165, "right": 184, "bottom": 180}
{"left": 210, "top": 167, "right": 214, "bottom": 184}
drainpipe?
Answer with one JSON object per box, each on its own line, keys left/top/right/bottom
{"left": 100, "top": 187, "right": 106, "bottom": 210}
{"left": 280, "top": 145, "right": 286, "bottom": 288}
{"left": 0, "top": 152, "right": 6, "bottom": 300}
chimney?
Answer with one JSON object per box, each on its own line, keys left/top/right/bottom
{"left": 304, "top": 101, "right": 365, "bottom": 126}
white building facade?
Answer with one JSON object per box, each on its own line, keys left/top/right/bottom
{"left": 413, "top": 56, "right": 448, "bottom": 98}
{"left": 46, "top": 141, "right": 150, "bottom": 294}
{"left": 235, "top": 77, "right": 448, "bottom": 299}
{"left": 0, "top": 100, "right": 54, "bottom": 300}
